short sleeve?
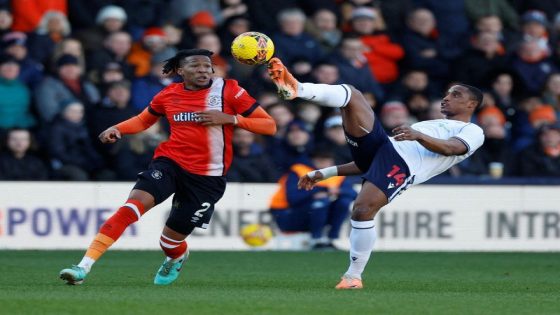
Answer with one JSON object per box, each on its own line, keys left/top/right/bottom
{"left": 148, "top": 90, "right": 166, "bottom": 116}
{"left": 453, "top": 124, "right": 485, "bottom": 155}
{"left": 224, "top": 79, "right": 259, "bottom": 117}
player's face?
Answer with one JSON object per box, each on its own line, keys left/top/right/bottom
{"left": 441, "top": 85, "right": 475, "bottom": 116}
{"left": 179, "top": 56, "right": 213, "bottom": 89}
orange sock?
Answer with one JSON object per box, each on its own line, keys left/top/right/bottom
{"left": 84, "top": 199, "right": 146, "bottom": 261}
{"left": 85, "top": 233, "right": 115, "bottom": 260}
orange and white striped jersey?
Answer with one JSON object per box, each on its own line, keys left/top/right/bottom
{"left": 149, "top": 78, "right": 258, "bottom": 176}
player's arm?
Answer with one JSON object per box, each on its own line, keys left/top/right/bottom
{"left": 196, "top": 107, "right": 277, "bottom": 136}
{"left": 98, "top": 107, "right": 159, "bottom": 144}
{"left": 298, "top": 162, "right": 362, "bottom": 191}
{"left": 392, "top": 125, "right": 467, "bottom": 156}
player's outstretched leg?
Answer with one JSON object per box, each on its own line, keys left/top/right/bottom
{"left": 154, "top": 226, "right": 189, "bottom": 285}
{"left": 59, "top": 191, "right": 153, "bottom": 285}
{"left": 336, "top": 182, "right": 387, "bottom": 290}
{"left": 267, "top": 57, "right": 375, "bottom": 138}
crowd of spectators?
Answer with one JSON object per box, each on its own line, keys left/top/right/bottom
{"left": 0, "top": 0, "right": 559, "bottom": 182}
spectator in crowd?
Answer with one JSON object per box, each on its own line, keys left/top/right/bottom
{"left": 307, "top": 9, "right": 341, "bottom": 54}
{"left": 453, "top": 31, "right": 508, "bottom": 87}
{"left": 350, "top": 7, "right": 405, "bottom": 85}
{"left": 273, "top": 8, "right": 323, "bottom": 66}
{"left": 490, "top": 71, "right": 517, "bottom": 121}
{"left": 51, "top": 38, "right": 86, "bottom": 74}
{"left": 329, "top": 34, "right": 384, "bottom": 101}
{"left": 296, "top": 102, "right": 322, "bottom": 132}
{"left": 167, "top": 0, "right": 222, "bottom": 26}
{"left": 0, "top": 128, "right": 48, "bottom": 180}
{"left": 541, "top": 73, "right": 560, "bottom": 114}
{"left": 35, "top": 54, "right": 100, "bottom": 123}
{"left": 474, "top": 14, "right": 519, "bottom": 52}
{"left": 74, "top": 5, "right": 128, "bottom": 54}
{"left": 27, "top": 11, "right": 71, "bottom": 64}
{"left": 131, "top": 49, "right": 175, "bottom": 111}
{"left": 67, "top": 1, "right": 115, "bottom": 31}
{"left": 48, "top": 100, "right": 106, "bottom": 181}
{"left": 269, "top": 149, "right": 357, "bottom": 249}
{"left": 465, "top": 0, "right": 519, "bottom": 31}
{"left": 402, "top": 8, "right": 449, "bottom": 85}
{"left": 128, "top": 27, "right": 176, "bottom": 77}
{"left": 513, "top": 101, "right": 557, "bottom": 151}
{"left": 2, "top": 31, "right": 44, "bottom": 88}
{"left": 379, "top": 101, "right": 411, "bottom": 132}
{"left": 320, "top": 115, "right": 353, "bottom": 165}
{"left": 227, "top": 128, "right": 277, "bottom": 183}
{"left": 390, "top": 69, "right": 435, "bottom": 102}
{"left": 515, "top": 0, "right": 560, "bottom": 21}
{"left": 270, "top": 120, "right": 314, "bottom": 175}
{"left": 87, "top": 31, "right": 134, "bottom": 79}
{"left": 518, "top": 123, "right": 560, "bottom": 177}
{"left": 0, "top": 54, "right": 35, "bottom": 131}
{"left": 417, "top": 0, "right": 470, "bottom": 60}
{"left": 520, "top": 11, "right": 550, "bottom": 57}
{"left": 244, "top": 0, "right": 299, "bottom": 33}
{"left": 512, "top": 40, "right": 558, "bottom": 95}
{"left": 95, "top": 62, "right": 126, "bottom": 95}
{"left": 265, "top": 102, "right": 294, "bottom": 151}
{"left": 196, "top": 32, "right": 228, "bottom": 77}
{"left": 311, "top": 61, "right": 342, "bottom": 85}
{"left": 113, "top": 121, "right": 167, "bottom": 180}
{"left": 218, "top": 14, "right": 250, "bottom": 56}
{"left": 88, "top": 80, "right": 137, "bottom": 161}
{"left": 0, "top": 6, "right": 13, "bottom": 38}
{"left": 178, "top": 10, "right": 218, "bottom": 50}
{"left": 460, "top": 106, "right": 516, "bottom": 176}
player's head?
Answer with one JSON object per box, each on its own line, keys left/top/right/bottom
{"left": 442, "top": 84, "right": 483, "bottom": 118}
{"left": 162, "top": 49, "right": 214, "bottom": 89}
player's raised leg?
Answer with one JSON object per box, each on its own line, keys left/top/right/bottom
{"left": 59, "top": 190, "right": 155, "bottom": 285}
{"left": 335, "top": 182, "right": 387, "bottom": 289}
{"left": 154, "top": 226, "right": 190, "bottom": 285}
{"left": 267, "top": 57, "right": 375, "bottom": 138}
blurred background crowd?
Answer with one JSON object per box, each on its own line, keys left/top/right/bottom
{"left": 0, "top": 0, "right": 559, "bottom": 182}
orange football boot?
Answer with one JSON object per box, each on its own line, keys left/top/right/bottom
{"left": 267, "top": 57, "right": 299, "bottom": 100}
{"left": 335, "top": 276, "right": 363, "bottom": 289}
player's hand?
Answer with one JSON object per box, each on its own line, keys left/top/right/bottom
{"left": 392, "top": 125, "right": 423, "bottom": 141}
{"left": 298, "top": 171, "right": 324, "bottom": 191}
{"left": 196, "top": 110, "right": 236, "bottom": 126}
{"left": 98, "top": 127, "right": 121, "bottom": 144}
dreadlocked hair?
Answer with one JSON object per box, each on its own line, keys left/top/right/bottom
{"left": 162, "top": 49, "right": 214, "bottom": 76}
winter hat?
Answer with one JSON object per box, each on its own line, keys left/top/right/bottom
{"left": 522, "top": 10, "right": 548, "bottom": 27}
{"left": 189, "top": 11, "right": 216, "bottom": 28}
{"left": 56, "top": 54, "right": 79, "bottom": 67}
{"left": 529, "top": 105, "right": 557, "bottom": 125}
{"left": 96, "top": 5, "right": 127, "bottom": 25}
{"left": 2, "top": 32, "right": 27, "bottom": 47}
{"left": 351, "top": 7, "right": 376, "bottom": 20}
{"left": 477, "top": 106, "right": 506, "bottom": 126}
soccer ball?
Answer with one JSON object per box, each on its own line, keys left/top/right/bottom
{"left": 240, "top": 223, "right": 273, "bottom": 247}
{"left": 231, "top": 32, "right": 274, "bottom": 65}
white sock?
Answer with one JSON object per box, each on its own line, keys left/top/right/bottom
{"left": 298, "top": 83, "right": 351, "bottom": 108}
{"left": 78, "top": 256, "right": 95, "bottom": 273}
{"left": 165, "top": 254, "right": 185, "bottom": 263}
{"left": 345, "top": 219, "right": 376, "bottom": 280}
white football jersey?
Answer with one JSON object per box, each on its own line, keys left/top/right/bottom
{"left": 389, "top": 119, "right": 484, "bottom": 185}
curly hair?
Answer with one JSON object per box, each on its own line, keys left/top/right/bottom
{"left": 162, "top": 49, "right": 213, "bottom": 76}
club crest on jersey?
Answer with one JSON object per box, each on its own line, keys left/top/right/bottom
{"left": 151, "top": 170, "right": 163, "bottom": 179}
{"left": 173, "top": 112, "right": 200, "bottom": 122}
{"left": 207, "top": 95, "right": 221, "bottom": 108}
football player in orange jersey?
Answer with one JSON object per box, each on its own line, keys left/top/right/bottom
{"left": 60, "top": 49, "right": 276, "bottom": 285}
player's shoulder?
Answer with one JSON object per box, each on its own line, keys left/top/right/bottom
{"left": 153, "top": 83, "right": 181, "bottom": 99}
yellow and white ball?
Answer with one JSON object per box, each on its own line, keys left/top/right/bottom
{"left": 240, "top": 223, "right": 273, "bottom": 247}
{"left": 231, "top": 32, "right": 274, "bottom": 65}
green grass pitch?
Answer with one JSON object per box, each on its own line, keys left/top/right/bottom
{"left": 0, "top": 251, "right": 558, "bottom": 315}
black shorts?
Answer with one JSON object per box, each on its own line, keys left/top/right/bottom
{"left": 345, "top": 118, "right": 413, "bottom": 201}
{"left": 133, "top": 157, "right": 226, "bottom": 232}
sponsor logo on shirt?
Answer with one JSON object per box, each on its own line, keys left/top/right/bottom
{"left": 172, "top": 112, "right": 200, "bottom": 122}
{"left": 345, "top": 136, "right": 358, "bottom": 147}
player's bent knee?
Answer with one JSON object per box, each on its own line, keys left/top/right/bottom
{"left": 351, "top": 204, "right": 379, "bottom": 221}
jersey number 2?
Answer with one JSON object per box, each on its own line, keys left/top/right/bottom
{"left": 194, "top": 202, "right": 211, "bottom": 217}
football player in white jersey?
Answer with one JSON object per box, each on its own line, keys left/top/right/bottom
{"left": 268, "top": 57, "right": 484, "bottom": 289}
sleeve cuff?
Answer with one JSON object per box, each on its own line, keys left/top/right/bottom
{"left": 240, "top": 102, "right": 259, "bottom": 117}
{"left": 452, "top": 136, "right": 470, "bottom": 154}
{"left": 148, "top": 106, "right": 165, "bottom": 116}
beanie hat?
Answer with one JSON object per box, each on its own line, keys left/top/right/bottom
{"left": 477, "top": 106, "right": 506, "bottom": 126}
{"left": 529, "top": 105, "right": 557, "bottom": 125}
{"left": 96, "top": 5, "right": 127, "bottom": 25}
{"left": 142, "top": 27, "right": 166, "bottom": 39}
{"left": 189, "top": 11, "right": 216, "bottom": 28}
{"left": 56, "top": 54, "right": 79, "bottom": 67}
